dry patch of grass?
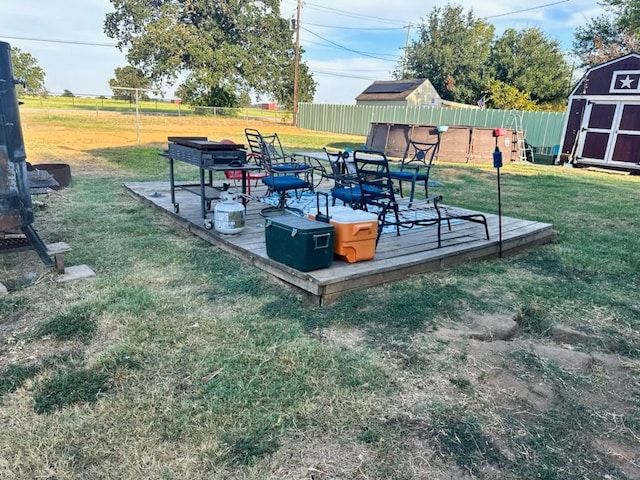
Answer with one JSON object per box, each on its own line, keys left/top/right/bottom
{"left": 21, "top": 110, "right": 363, "bottom": 169}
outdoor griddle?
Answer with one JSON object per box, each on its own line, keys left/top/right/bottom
{"left": 162, "top": 137, "right": 262, "bottom": 229}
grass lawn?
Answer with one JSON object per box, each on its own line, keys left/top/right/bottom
{"left": 21, "top": 94, "right": 292, "bottom": 121}
{"left": 0, "top": 109, "right": 639, "bottom": 479}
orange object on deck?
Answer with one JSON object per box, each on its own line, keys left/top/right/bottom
{"left": 309, "top": 206, "right": 377, "bottom": 263}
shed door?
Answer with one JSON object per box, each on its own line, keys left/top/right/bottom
{"left": 578, "top": 101, "right": 640, "bottom": 166}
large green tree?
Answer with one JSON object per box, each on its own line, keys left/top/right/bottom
{"left": 573, "top": 15, "right": 639, "bottom": 67}
{"left": 401, "top": 4, "right": 494, "bottom": 104}
{"left": 10, "top": 47, "right": 46, "bottom": 97}
{"left": 104, "top": 0, "right": 315, "bottom": 107}
{"left": 489, "top": 27, "right": 571, "bottom": 105}
{"left": 109, "top": 65, "right": 153, "bottom": 101}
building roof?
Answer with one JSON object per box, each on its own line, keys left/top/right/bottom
{"left": 355, "top": 79, "right": 437, "bottom": 101}
{"left": 569, "top": 52, "right": 640, "bottom": 97}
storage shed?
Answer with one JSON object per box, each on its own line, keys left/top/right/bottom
{"left": 356, "top": 79, "right": 442, "bottom": 107}
{"left": 559, "top": 52, "right": 640, "bottom": 172}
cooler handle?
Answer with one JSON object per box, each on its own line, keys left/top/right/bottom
{"left": 315, "top": 191, "right": 330, "bottom": 223}
{"left": 313, "top": 232, "right": 331, "bottom": 250}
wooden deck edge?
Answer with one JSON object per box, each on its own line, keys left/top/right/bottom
{"left": 125, "top": 182, "right": 557, "bottom": 306}
{"left": 317, "top": 225, "right": 557, "bottom": 300}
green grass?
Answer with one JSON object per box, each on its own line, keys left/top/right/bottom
{"left": 0, "top": 364, "right": 42, "bottom": 396}
{"left": 35, "top": 304, "right": 99, "bottom": 343}
{"left": 33, "top": 367, "right": 110, "bottom": 414}
{"left": 1, "top": 114, "right": 639, "bottom": 478}
{"left": 21, "top": 94, "right": 292, "bottom": 121}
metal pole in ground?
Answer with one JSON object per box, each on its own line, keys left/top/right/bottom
{"left": 492, "top": 131, "right": 504, "bottom": 258}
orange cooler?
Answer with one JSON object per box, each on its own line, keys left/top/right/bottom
{"left": 310, "top": 206, "right": 378, "bottom": 263}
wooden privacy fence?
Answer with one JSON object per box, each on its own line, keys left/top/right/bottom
{"left": 297, "top": 103, "right": 566, "bottom": 151}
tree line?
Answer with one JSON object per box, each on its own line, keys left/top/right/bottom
{"left": 11, "top": 0, "right": 640, "bottom": 111}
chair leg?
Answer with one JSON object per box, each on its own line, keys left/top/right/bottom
{"left": 260, "top": 191, "right": 304, "bottom": 217}
{"left": 409, "top": 181, "right": 417, "bottom": 206}
{"left": 392, "top": 204, "right": 401, "bottom": 236}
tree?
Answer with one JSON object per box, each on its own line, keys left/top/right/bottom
{"left": 109, "top": 65, "right": 152, "bottom": 101}
{"left": 10, "top": 47, "right": 46, "bottom": 96}
{"left": 606, "top": 0, "right": 640, "bottom": 30}
{"left": 489, "top": 28, "right": 571, "bottom": 105}
{"left": 271, "top": 56, "right": 316, "bottom": 109}
{"left": 484, "top": 79, "right": 539, "bottom": 110}
{"left": 573, "top": 15, "right": 639, "bottom": 67}
{"left": 573, "top": 0, "right": 640, "bottom": 68}
{"left": 61, "top": 89, "right": 74, "bottom": 97}
{"left": 400, "top": 4, "right": 494, "bottom": 104}
{"left": 104, "top": 0, "right": 315, "bottom": 107}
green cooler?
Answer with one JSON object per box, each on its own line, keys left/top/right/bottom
{"left": 265, "top": 215, "right": 335, "bottom": 271}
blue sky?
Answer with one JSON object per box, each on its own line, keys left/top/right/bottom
{"left": 0, "top": 0, "right": 605, "bottom": 104}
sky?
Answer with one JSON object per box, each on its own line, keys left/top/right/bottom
{"left": 0, "top": 0, "right": 606, "bottom": 105}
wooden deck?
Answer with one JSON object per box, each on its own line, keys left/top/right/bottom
{"left": 124, "top": 181, "right": 555, "bottom": 305}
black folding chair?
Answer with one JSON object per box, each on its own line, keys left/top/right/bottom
{"left": 390, "top": 139, "right": 443, "bottom": 205}
{"left": 245, "top": 129, "right": 311, "bottom": 216}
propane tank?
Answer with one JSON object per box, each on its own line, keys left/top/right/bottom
{"left": 214, "top": 190, "right": 245, "bottom": 234}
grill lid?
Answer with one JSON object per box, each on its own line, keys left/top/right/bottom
{"left": 168, "top": 137, "right": 244, "bottom": 150}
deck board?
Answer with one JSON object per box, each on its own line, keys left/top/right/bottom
{"left": 124, "top": 181, "right": 555, "bottom": 305}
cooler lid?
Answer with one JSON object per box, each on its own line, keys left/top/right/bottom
{"left": 266, "top": 215, "right": 334, "bottom": 233}
{"left": 327, "top": 206, "right": 378, "bottom": 223}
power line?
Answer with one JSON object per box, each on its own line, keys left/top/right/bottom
{"left": 302, "top": 35, "right": 399, "bottom": 60}
{"left": 311, "top": 65, "right": 393, "bottom": 73}
{"left": 0, "top": 35, "right": 117, "bottom": 48}
{"left": 482, "top": 0, "right": 571, "bottom": 19}
{"left": 311, "top": 69, "right": 380, "bottom": 80}
{"left": 304, "top": 22, "right": 406, "bottom": 31}
{"left": 302, "top": 27, "right": 398, "bottom": 63}
{"left": 304, "top": 3, "right": 408, "bottom": 25}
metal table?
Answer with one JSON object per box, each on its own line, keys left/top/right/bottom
{"left": 159, "top": 148, "right": 262, "bottom": 230}
{"left": 292, "top": 150, "right": 345, "bottom": 189}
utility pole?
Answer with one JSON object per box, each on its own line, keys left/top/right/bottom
{"left": 401, "top": 23, "right": 412, "bottom": 79}
{"left": 292, "top": 0, "right": 301, "bottom": 126}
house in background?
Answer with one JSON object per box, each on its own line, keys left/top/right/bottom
{"left": 356, "top": 79, "right": 442, "bottom": 107}
{"left": 356, "top": 79, "right": 481, "bottom": 109}
{"left": 559, "top": 52, "right": 640, "bottom": 172}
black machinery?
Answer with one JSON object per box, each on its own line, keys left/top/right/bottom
{"left": 0, "top": 41, "right": 52, "bottom": 266}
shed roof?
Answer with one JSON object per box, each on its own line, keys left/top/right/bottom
{"left": 570, "top": 52, "right": 640, "bottom": 96}
{"left": 355, "top": 79, "right": 437, "bottom": 101}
